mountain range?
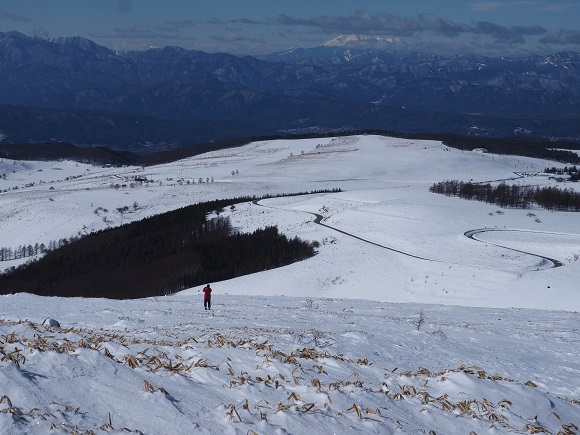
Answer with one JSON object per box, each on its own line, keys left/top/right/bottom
{"left": 1, "top": 31, "right": 579, "bottom": 152}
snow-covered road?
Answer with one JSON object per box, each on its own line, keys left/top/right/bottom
{"left": 464, "top": 228, "right": 565, "bottom": 268}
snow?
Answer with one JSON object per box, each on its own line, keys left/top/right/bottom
{"left": 1, "top": 135, "right": 580, "bottom": 433}
{"left": 319, "top": 34, "right": 407, "bottom": 50}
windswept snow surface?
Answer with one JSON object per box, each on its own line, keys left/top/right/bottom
{"left": 1, "top": 135, "right": 580, "bottom": 433}
{"left": 1, "top": 295, "right": 579, "bottom": 434}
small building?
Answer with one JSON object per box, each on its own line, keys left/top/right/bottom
{"left": 472, "top": 148, "right": 489, "bottom": 154}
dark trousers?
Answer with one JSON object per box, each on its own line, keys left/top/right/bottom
{"left": 204, "top": 299, "right": 211, "bottom": 310}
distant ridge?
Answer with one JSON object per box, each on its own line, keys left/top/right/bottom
{"left": 0, "top": 142, "right": 136, "bottom": 166}
{"left": 1, "top": 31, "right": 579, "bottom": 151}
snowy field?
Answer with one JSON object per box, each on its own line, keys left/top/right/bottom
{"left": 1, "top": 135, "right": 580, "bottom": 433}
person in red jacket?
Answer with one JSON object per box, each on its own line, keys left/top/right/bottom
{"left": 202, "top": 284, "right": 212, "bottom": 310}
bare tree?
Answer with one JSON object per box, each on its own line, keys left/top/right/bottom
{"left": 303, "top": 298, "right": 318, "bottom": 310}
{"left": 413, "top": 309, "right": 426, "bottom": 330}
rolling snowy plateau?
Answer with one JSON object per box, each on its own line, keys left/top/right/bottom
{"left": 1, "top": 135, "right": 579, "bottom": 434}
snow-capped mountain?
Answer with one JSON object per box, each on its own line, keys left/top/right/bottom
{"left": 319, "top": 34, "right": 408, "bottom": 50}
{"left": 1, "top": 31, "right": 579, "bottom": 150}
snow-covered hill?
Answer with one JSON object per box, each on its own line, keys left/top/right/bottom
{"left": 2, "top": 135, "right": 579, "bottom": 309}
{"left": 1, "top": 135, "right": 579, "bottom": 433}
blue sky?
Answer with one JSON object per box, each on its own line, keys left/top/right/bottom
{"left": 1, "top": 0, "right": 579, "bottom": 56}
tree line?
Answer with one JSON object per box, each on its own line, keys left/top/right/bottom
{"left": 544, "top": 165, "right": 580, "bottom": 181}
{"left": 432, "top": 135, "right": 580, "bottom": 164}
{"left": 0, "top": 238, "right": 81, "bottom": 262}
{"left": 0, "top": 194, "right": 325, "bottom": 299}
{"left": 430, "top": 180, "right": 580, "bottom": 211}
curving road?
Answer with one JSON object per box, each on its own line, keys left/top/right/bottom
{"left": 253, "top": 198, "right": 565, "bottom": 270}
{"left": 254, "top": 199, "right": 453, "bottom": 263}
{"left": 464, "top": 228, "right": 564, "bottom": 268}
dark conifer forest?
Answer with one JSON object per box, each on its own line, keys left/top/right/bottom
{"left": 0, "top": 196, "right": 320, "bottom": 299}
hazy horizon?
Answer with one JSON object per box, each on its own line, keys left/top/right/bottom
{"left": 1, "top": 1, "right": 579, "bottom": 56}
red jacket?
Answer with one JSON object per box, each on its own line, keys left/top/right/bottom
{"left": 203, "top": 286, "right": 212, "bottom": 301}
